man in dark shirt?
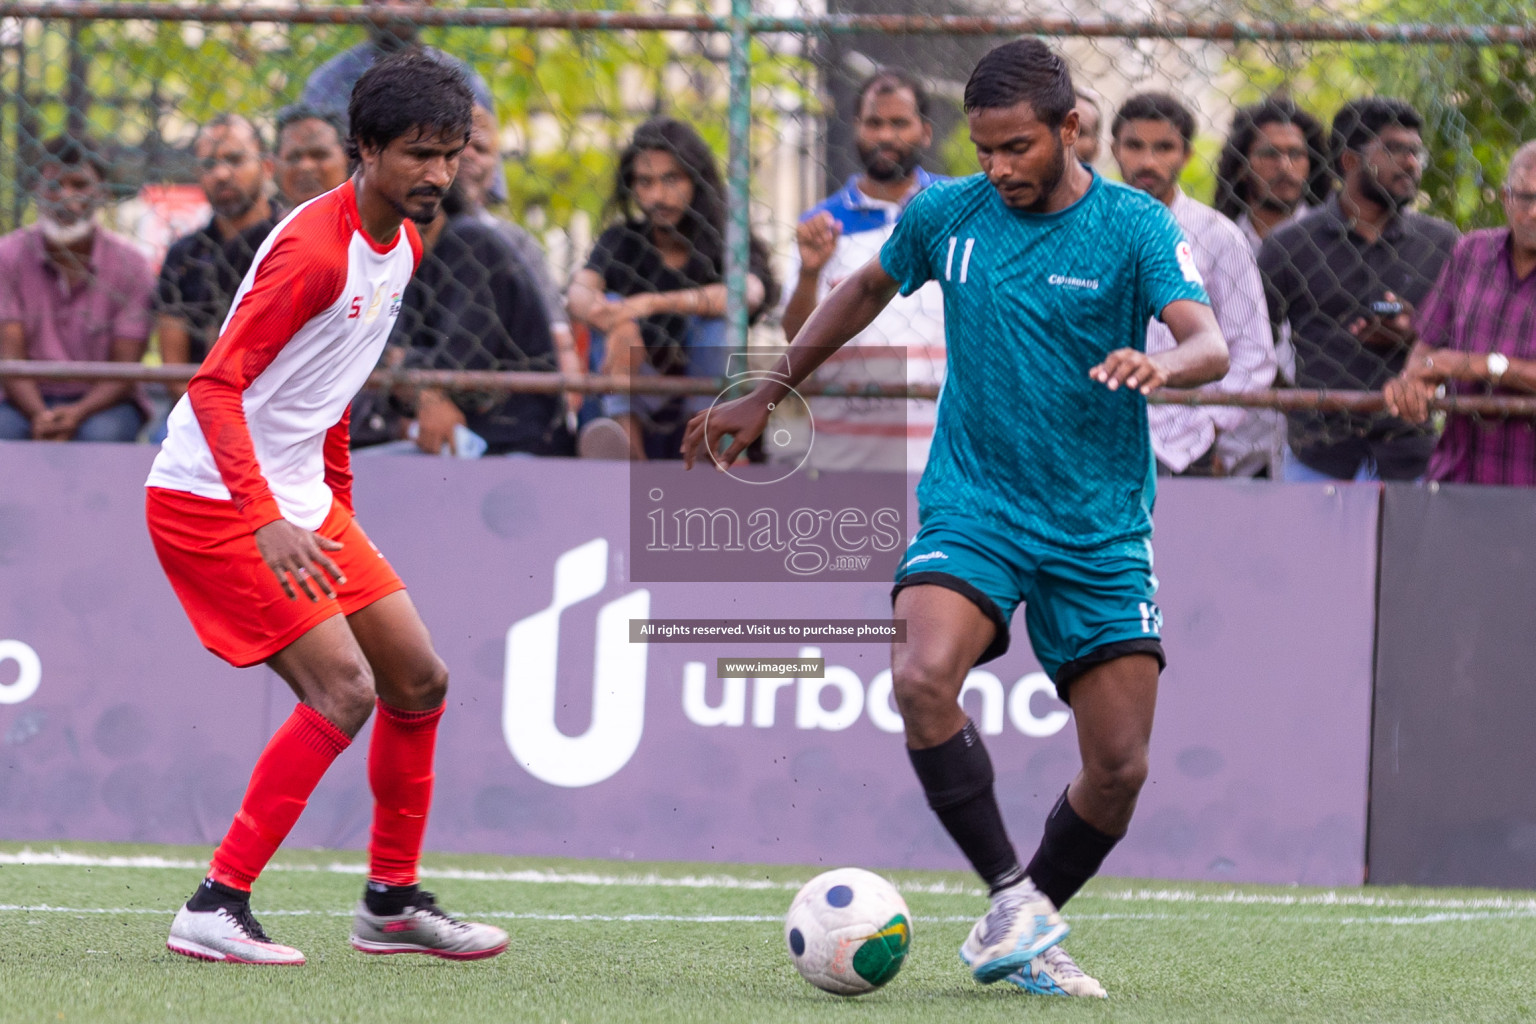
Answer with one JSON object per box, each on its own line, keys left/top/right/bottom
{"left": 1259, "top": 97, "right": 1458, "bottom": 481}
{"left": 156, "top": 114, "right": 279, "bottom": 397}
{"left": 567, "top": 117, "right": 776, "bottom": 459}
{"left": 392, "top": 185, "right": 574, "bottom": 457}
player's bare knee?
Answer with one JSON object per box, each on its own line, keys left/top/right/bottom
{"left": 317, "top": 655, "right": 376, "bottom": 733}
{"left": 892, "top": 655, "right": 964, "bottom": 723}
{"left": 411, "top": 655, "right": 449, "bottom": 708}
{"left": 1083, "top": 750, "right": 1148, "bottom": 806}
{"left": 378, "top": 652, "right": 448, "bottom": 710}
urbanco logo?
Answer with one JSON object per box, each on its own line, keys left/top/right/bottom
{"left": 681, "top": 646, "right": 1070, "bottom": 739}
{"left": 503, "top": 538, "right": 650, "bottom": 788}
{"left": 0, "top": 639, "right": 41, "bottom": 705}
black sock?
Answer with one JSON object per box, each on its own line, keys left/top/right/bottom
{"left": 364, "top": 880, "right": 421, "bottom": 916}
{"left": 186, "top": 876, "right": 249, "bottom": 913}
{"left": 907, "top": 720, "right": 1024, "bottom": 894}
{"left": 1024, "top": 787, "right": 1121, "bottom": 909}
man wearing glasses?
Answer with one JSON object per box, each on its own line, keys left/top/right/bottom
{"left": 156, "top": 115, "right": 279, "bottom": 400}
{"left": 1259, "top": 97, "right": 1458, "bottom": 482}
{"left": 1383, "top": 141, "right": 1536, "bottom": 485}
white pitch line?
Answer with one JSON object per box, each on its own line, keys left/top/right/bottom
{"left": 0, "top": 849, "right": 973, "bottom": 895}
{"left": 4, "top": 904, "right": 1536, "bottom": 928}
{"left": 1083, "top": 887, "right": 1536, "bottom": 912}
{"left": 7, "top": 849, "right": 1536, "bottom": 912}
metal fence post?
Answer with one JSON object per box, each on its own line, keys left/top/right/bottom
{"left": 724, "top": 0, "right": 751, "bottom": 355}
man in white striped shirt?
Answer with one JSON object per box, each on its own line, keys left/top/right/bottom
{"left": 1111, "top": 92, "right": 1278, "bottom": 476}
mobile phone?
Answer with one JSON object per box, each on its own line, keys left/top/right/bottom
{"left": 1369, "top": 299, "right": 1404, "bottom": 317}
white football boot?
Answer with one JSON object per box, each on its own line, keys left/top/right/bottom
{"left": 957, "top": 878, "right": 1069, "bottom": 983}
{"left": 350, "top": 891, "right": 508, "bottom": 960}
{"left": 1005, "top": 943, "right": 1108, "bottom": 998}
{"left": 166, "top": 904, "right": 305, "bottom": 965}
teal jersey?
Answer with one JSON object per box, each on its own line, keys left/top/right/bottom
{"left": 879, "top": 171, "right": 1209, "bottom": 549}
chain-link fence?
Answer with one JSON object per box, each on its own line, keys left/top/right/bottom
{"left": 1, "top": 1, "right": 1534, "bottom": 480}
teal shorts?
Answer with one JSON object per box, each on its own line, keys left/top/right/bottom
{"left": 892, "top": 513, "right": 1165, "bottom": 702}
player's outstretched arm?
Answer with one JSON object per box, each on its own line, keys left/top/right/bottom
{"left": 681, "top": 257, "right": 900, "bottom": 469}
{"left": 1089, "top": 299, "right": 1229, "bottom": 395}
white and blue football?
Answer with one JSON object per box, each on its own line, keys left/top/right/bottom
{"left": 784, "top": 867, "right": 912, "bottom": 995}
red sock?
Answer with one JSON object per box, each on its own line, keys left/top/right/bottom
{"left": 210, "top": 703, "right": 350, "bottom": 890}
{"left": 367, "top": 700, "right": 443, "bottom": 886}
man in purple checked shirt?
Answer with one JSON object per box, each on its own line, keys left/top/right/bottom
{"left": 1384, "top": 140, "right": 1536, "bottom": 486}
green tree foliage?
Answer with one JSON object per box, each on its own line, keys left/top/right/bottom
{"left": 6, "top": 0, "right": 813, "bottom": 236}
{"left": 1226, "top": 0, "right": 1536, "bottom": 228}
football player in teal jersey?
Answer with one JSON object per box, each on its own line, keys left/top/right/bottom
{"left": 684, "top": 38, "right": 1228, "bottom": 998}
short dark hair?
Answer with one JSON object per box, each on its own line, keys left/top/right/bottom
{"left": 962, "top": 38, "right": 1076, "bottom": 130}
{"left": 275, "top": 104, "right": 346, "bottom": 149}
{"left": 1331, "top": 96, "right": 1424, "bottom": 176}
{"left": 197, "top": 113, "right": 267, "bottom": 156}
{"left": 346, "top": 49, "right": 474, "bottom": 163}
{"left": 1214, "top": 95, "right": 1332, "bottom": 222}
{"left": 36, "top": 134, "right": 108, "bottom": 183}
{"left": 855, "top": 67, "right": 930, "bottom": 122}
{"left": 1112, "top": 92, "right": 1196, "bottom": 149}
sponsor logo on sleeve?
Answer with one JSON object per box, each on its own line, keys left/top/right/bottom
{"left": 1175, "top": 241, "right": 1205, "bottom": 286}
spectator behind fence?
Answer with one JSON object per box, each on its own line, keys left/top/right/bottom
{"left": 300, "top": 0, "right": 504, "bottom": 202}
{"left": 1215, "top": 96, "right": 1331, "bottom": 255}
{"left": 386, "top": 183, "right": 574, "bottom": 458}
{"left": 156, "top": 115, "right": 279, "bottom": 402}
{"left": 568, "top": 116, "right": 777, "bottom": 460}
{"left": 1259, "top": 97, "right": 1457, "bottom": 482}
{"left": 778, "top": 67, "right": 946, "bottom": 473}
{"left": 456, "top": 103, "right": 582, "bottom": 425}
{"left": 1216, "top": 96, "right": 1331, "bottom": 391}
{"left": 1383, "top": 141, "right": 1536, "bottom": 485}
{"left": 274, "top": 105, "right": 349, "bottom": 209}
{"left": 0, "top": 135, "right": 153, "bottom": 442}
{"left": 1074, "top": 88, "right": 1103, "bottom": 165}
{"left": 1111, "top": 93, "right": 1277, "bottom": 476}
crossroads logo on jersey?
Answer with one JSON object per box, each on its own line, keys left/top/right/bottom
{"left": 1175, "top": 241, "right": 1205, "bottom": 287}
{"left": 1047, "top": 273, "right": 1100, "bottom": 291}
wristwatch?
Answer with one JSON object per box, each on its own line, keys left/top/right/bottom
{"left": 1486, "top": 352, "right": 1510, "bottom": 383}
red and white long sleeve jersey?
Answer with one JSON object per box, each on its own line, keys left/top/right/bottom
{"left": 147, "top": 181, "right": 421, "bottom": 531}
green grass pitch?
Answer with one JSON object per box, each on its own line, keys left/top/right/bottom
{"left": 2, "top": 841, "right": 1534, "bottom": 1023}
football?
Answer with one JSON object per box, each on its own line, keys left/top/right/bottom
{"left": 783, "top": 867, "right": 913, "bottom": 996}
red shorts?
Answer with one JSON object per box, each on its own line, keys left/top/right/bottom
{"left": 146, "top": 487, "right": 405, "bottom": 668}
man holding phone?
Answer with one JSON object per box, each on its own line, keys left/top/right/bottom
{"left": 1259, "top": 97, "right": 1457, "bottom": 481}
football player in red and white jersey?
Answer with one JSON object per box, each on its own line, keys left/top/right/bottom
{"left": 147, "top": 52, "right": 507, "bottom": 965}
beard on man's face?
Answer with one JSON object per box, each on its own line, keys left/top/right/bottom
{"left": 211, "top": 191, "right": 258, "bottom": 222}
{"left": 1251, "top": 183, "right": 1300, "bottom": 213}
{"left": 382, "top": 183, "right": 445, "bottom": 225}
{"left": 1359, "top": 170, "right": 1413, "bottom": 212}
{"left": 857, "top": 141, "right": 921, "bottom": 184}
{"left": 1020, "top": 140, "right": 1068, "bottom": 212}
